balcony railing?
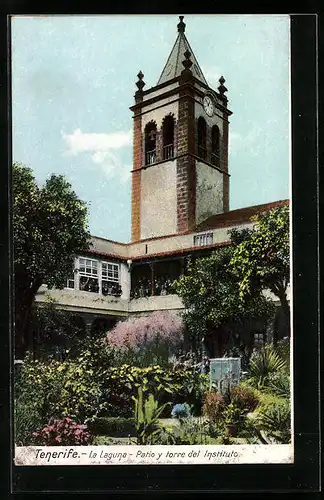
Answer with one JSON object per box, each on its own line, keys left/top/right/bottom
{"left": 211, "top": 153, "right": 220, "bottom": 167}
{"left": 130, "top": 276, "right": 176, "bottom": 300}
{"left": 198, "top": 145, "right": 207, "bottom": 160}
{"left": 145, "top": 149, "right": 156, "bottom": 165}
{"left": 163, "top": 144, "right": 174, "bottom": 160}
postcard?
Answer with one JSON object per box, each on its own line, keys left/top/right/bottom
{"left": 11, "top": 13, "right": 294, "bottom": 468}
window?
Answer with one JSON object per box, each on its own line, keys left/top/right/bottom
{"left": 66, "top": 274, "right": 75, "bottom": 289}
{"left": 197, "top": 116, "right": 207, "bottom": 159}
{"left": 253, "top": 332, "right": 264, "bottom": 348}
{"left": 162, "top": 115, "right": 174, "bottom": 160}
{"left": 211, "top": 125, "right": 220, "bottom": 167}
{"left": 194, "top": 232, "right": 213, "bottom": 247}
{"left": 102, "top": 262, "right": 121, "bottom": 297}
{"left": 77, "top": 257, "right": 122, "bottom": 296}
{"left": 144, "top": 121, "right": 157, "bottom": 165}
{"left": 79, "top": 258, "right": 99, "bottom": 293}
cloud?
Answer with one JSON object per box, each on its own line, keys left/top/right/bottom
{"left": 62, "top": 128, "right": 132, "bottom": 182}
{"left": 62, "top": 128, "right": 132, "bottom": 156}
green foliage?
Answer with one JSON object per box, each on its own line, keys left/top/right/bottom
{"left": 30, "top": 297, "right": 89, "bottom": 360}
{"left": 13, "top": 162, "right": 91, "bottom": 288}
{"left": 133, "top": 386, "right": 170, "bottom": 445}
{"left": 173, "top": 247, "right": 275, "bottom": 346}
{"left": 13, "top": 162, "right": 91, "bottom": 355}
{"left": 247, "top": 344, "right": 287, "bottom": 388}
{"left": 14, "top": 343, "right": 208, "bottom": 443}
{"left": 255, "top": 398, "right": 291, "bottom": 444}
{"left": 14, "top": 373, "right": 44, "bottom": 446}
{"left": 87, "top": 417, "right": 136, "bottom": 437}
{"left": 183, "top": 371, "right": 209, "bottom": 416}
{"left": 16, "top": 355, "right": 104, "bottom": 425}
{"left": 223, "top": 402, "right": 246, "bottom": 427}
{"left": 266, "top": 372, "right": 291, "bottom": 398}
{"left": 230, "top": 205, "right": 290, "bottom": 318}
{"left": 101, "top": 365, "right": 208, "bottom": 418}
{"left": 274, "top": 337, "right": 290, "bottom": 372}
{"left": 159, "top": 418, "right": 217, "bottom": 445}
{"left": 14, "top": 338, "right": 113, "bottom": 434}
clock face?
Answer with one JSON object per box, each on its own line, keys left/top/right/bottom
{"left": 203, "top": 95, "right": 214, "bottom": 117}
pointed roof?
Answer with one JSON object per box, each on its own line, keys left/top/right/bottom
{"left": 157, "top": 16, "right": 208, "bottom": 86}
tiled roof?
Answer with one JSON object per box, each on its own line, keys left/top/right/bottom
{"left": 86, "top": 200, "right": 289, "bottom": 261}
{"left": 196, "top": 199, "right": 289, "bottom": 231}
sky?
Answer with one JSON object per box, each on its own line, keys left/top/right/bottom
{"left": 11, "top": 14, "right": 290, "bottom": 243}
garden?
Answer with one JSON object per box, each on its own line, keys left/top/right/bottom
{"left": 13, "top": 164, "right": 291, "bottom": 448}
{"left": 15, "top": 310, "right": 291, "bottom": 447}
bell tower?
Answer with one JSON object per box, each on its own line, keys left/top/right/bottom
{"left": 130, "top": 16, "right": 232, "bottom": 242}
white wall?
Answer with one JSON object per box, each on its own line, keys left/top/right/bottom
{"left": 35, "top": 286, "right": 129, "bottom": 316}
{"left": 141, "top": 99, "right": 179, "bottom": 130}
{"left": 120, "top": 262, "right": 131, "bottom": 301}
{"left": 90, "top": 236, "right": 129, "bottom": 258}
{"left": 129, "top": 294, "right": 183, "bottom": 313}
{"left": 196, "top": 161, "right": 224, "bottom": 225}
{"left": 140, "top": 161, "right": 177, "bottom": 239}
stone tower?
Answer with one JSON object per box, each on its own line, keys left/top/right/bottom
{"left": 130, "top": 16, "right": 232, "bottom": 242}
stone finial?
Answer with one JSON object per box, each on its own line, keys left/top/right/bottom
{"left": 177, "top": 15, "right": 186, "bottom": 33}
{"left": 135, "top": 70, "right": 145, "bottom": 92}
{"left": 218, "top": 76, "right": 228, "bottom": 95}
{"left": 182, "top": 49, "right": 193, "bottom": 70}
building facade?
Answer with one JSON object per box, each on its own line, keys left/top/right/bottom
{"left": 35, "top": 16, "right": 289, "bottom": 355}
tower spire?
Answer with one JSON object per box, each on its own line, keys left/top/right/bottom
{"left": 177, "top": 15, "right": 186, "bottom": 33}
{"left": 157, "top": 15, "right": 207, "bottom": 86}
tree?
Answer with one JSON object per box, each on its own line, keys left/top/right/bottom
{"left": 13, "top": 162, "right": 92, "bottom": 357}
{"left": 173, "top": 246, "right": 275, "bottom": 356}
{"left": 229, "top": 204, "right": 290, "bottom": 341}
{"left": 30, "top": 297, "right": 87, "bottom": 360}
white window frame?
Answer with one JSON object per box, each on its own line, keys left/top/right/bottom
{"left": 102, "top": 262, "right": 120, "bottom": 283}
{"left": 66, "top": 276, "right": 75, "bottom": 290}
{"left": 78, "top": 257, "right": 99, "bottom": 293}
{"left": 75, "top": 257, "right": 121, "bottom": 296}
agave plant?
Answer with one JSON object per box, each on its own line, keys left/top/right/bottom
{"left": 256, "top": 399, "right": 291, "bottom": 444}
{"left": 247, "top": 345, "right": 286, "bottom": 387}
{"left": 267, "top": 372, "right": 291, "bottom": 398}
{"left": 133, "top": 386, "right": 170, "bottom": 445}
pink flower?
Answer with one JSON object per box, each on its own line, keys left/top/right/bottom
{"left": 55, "top": 436, "right": 61, "bottom": 442}
{"left": 106, "top": 311, "right": 183, "bottom": 349}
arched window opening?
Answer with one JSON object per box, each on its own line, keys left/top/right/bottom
{"left": 211, "top": 125, "right": 220, "bottom": 166}
{"left": 144, "top": 121, "right": 157, "bottom": 165}
{"left": 162, "top": 115, "right": 174, "bottom": 160}
{"left": 197, "top": 116, "right": 207, "bottom": 159}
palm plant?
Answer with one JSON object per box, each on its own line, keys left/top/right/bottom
{"left": 247, "top": 345, "right": 286, "bottom": 387}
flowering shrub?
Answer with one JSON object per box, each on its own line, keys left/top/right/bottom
{"left": 171, "top": 403, "right": 192, "bottom": 420}
{"left": 106, "top": 311, "right": 183, "bottom": 367}
{"left": 202, "top": 391, "right": 226, "bottom": 422}
{"left": 32, "top": 417, "right": 93, "bottom": 446}
{"left": 230, "top": 385, "right": 260, "bottom": 413}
